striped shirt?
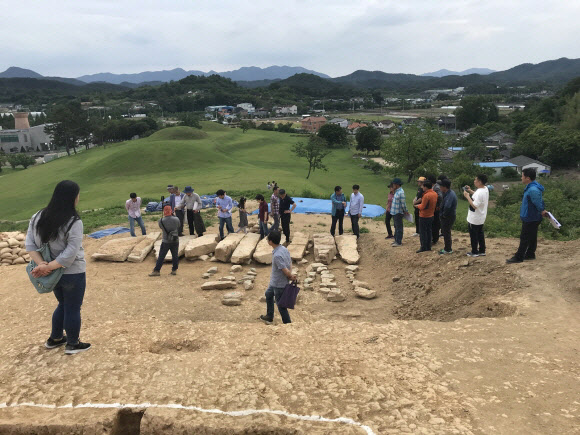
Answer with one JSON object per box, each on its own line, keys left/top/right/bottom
{"left": 390, "top": 187, "right": 408, "bottom": 215}
{"left": 270, "top": 193, "right": 280, "bottom": 216}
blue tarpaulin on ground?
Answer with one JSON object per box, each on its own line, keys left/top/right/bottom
{"left": 88, "top": 227, "right": 131, "bottom": 239}
{"left": 250, "top": 197, "right": 386, "bottom": 218}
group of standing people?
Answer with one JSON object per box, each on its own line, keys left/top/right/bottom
{"left": 256, "top": 185, "right": 296, "bottom": 243}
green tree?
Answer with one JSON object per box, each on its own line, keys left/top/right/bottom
{"left": 7, "top": 153, "right": 36, "bottom": 169}
{"left": 0, "top": 152, "right": 6, "bottom": 172}
{"left": 561, "top": 92, "right": 580, "bottom": 130}
{"left": 239, "top": 120, "right": 255, "bottom": 133}
{"left": 383, "top": 124, "right": 447, "bottom": 182}
{"left": 355, "top": 126, "right": 382, "bottom": 155}
{"left": 292, "top": 135, "right": 331, "bottom": 179}
{"left": 317, "top": 123, "right": 349, "bottom": 149}
{"left": 455, "top": 96, "right": 500, "bottom": 130}
{"left": 44, "top": 101, "right": 91, "bottom": 155}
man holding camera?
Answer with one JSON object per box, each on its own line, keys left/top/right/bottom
{"left": 463, "top": 174, "right": 489, "bottom": 257}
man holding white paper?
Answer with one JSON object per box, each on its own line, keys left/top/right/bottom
{"left": 506, "top": 168, "right": 549, "bottom": 264}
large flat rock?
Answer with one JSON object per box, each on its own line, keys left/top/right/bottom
{"left": 253, "top": 237, "right": 272, "bottom": 264}
{"left": 214, "top": 233, "right": 246, "bottom": 262}
{"left": 154, "top": 235, "right": 196, "bottom": 262}
{"left": 92, "top": 236, "right": 144, "bottom": 262}
{"left": 335, "top": 234, "right": 360, "bottom": 264}
{"left": 287, "top": 231, "right": 310, "bottom": 261}
{"left": 184, "top": 234, "right": 220, "bottom": 259}
{"left": 312, "top": 233, "right": 337, "bottom": 265}
{"left": 201, "top": 280, "right": 237, "bottom": 290}
{"left": 127, "top": 232, "right": 161, "bottom": 263}
{"left": 230, "top": 233, "right": 261, "bottom": 264}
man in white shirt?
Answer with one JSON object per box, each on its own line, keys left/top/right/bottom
{"left": 348, "top": 184, "right": 364, "bottom": 239}
{"left": 176, "top": 186, "right": 205, "bottom": 236}
{"left": 173, "top": 186, "right": 186, "bottom": 236}
{"left": 463, "top": 174, "right": 489, "bottom": 257}
{"left": 126, "top": 193, "right": 147, "bottom": 237}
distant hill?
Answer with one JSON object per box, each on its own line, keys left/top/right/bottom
{"left": 0, "top": 66, "right": 44, "bottom": 79}
{"left": 76, "top": 65, "right": 330, "bottom": 84}
{"left": 422, "top": 68, "right": 495, "bottom": 77}
{"left": 486, "top": 57, "right": 580, "bottom": 84}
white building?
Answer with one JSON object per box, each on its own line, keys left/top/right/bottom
{"left": 275, "top": 105, "right": 298, "bottom": 115}
{"left": 509, "top": 156, "right": 551, "bottom": 175}
{"left": 0, "top": 125, "right": 53, "bottom": 154}
{"left": 236, "top": 103, "right": 255, "bottom": 114}
{"left": 328, "top": 118, "right": 348, "bottom": 128}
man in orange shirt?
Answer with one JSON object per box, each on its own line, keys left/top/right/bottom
{"left": 414, "top": 181, "right": 438, "bottom": 253}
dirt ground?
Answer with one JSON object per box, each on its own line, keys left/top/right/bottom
{"left": 0, "top": 211, "right": 578, "bottom": 434}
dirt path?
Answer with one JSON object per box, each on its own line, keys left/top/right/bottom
{"left": 0, "top": 214, "right": 578, "bottom": 434}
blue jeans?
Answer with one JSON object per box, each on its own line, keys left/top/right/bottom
{"left": 265, "top": 285, "right": 291, "bottom": 324}
{"left": 154, "top": 242, "right": 179, "bottom": 271}
{"left": 51, "top": 273, "right": 86, "bottom": 345}
{"left": 128, "top": 216, "right": 146, "bottom": 237}
{"left": 270, "top": 214, "right": 280, "bottom": 233}
{"left": 393, "top": 213, "right": 404, "bottom": 244}
{"left": 259, "top": 220, "right": 269, "bottom": 239}
{"left": 419, "top": 216, "right": 433, "bottom": 251}
{"left": 219, "top": 217, "right": 234, "bottom": 240}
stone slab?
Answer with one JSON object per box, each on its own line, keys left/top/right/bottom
{"left": 253, "top": 237, "right": 272, "bottom": 264}
{"left": 184, "top": 234, "right": 220, "bottom": 259}
{"left": 92, "top": 236, "right": 144, "bottom": 262}
{"left": 335, "top": 234, "right": 360, "bottom": 264}
{"left": 222, "top": 291, "right": 243, "bottom": 306}
{"left": 313, "top": 233, "right": 336, "bottom": 265}
{"left": 215, "top": 233, "right": 246, "bottom": 262}
{"left": 287, "top": 231, "right": 310, "bottom": 261}
{"left": 355, "top": 287, "right": 377, "bottom": 299}
{"left": 154, "top": 235, "right": 196, "bottom": 262}
{"left": 230, "top": 233, "right": 261, "bottom": 264}
{"left": 127, "top": 232, "right": 161, "bottom": 262}
{"left": 201, "top": 281, "right": 237, "bottom": 290}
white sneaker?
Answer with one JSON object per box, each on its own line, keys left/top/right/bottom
{"left": 391, "top": 243, "right": 402, "bottom": 247}
{"left": 412, "top": 233, "right": 420, "bottom": 237}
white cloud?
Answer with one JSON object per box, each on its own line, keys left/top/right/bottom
{"left": 0, "top": 0, "right": 578, "bottom": 77}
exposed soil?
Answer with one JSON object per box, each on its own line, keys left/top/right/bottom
{"left": 0, "top": 212, "right": 578, "bottom": 434}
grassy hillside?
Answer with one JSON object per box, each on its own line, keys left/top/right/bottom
{"left": 0, "top": 123, "right": 424, "bottom": 221}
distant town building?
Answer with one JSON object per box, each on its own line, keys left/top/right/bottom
{"left": 347, "top": 122, "right": 367, "bottom": 134}
{"left": 0, "top": 112, "right": 52, "bottom": 154}
{"left": 476, "top": 161, "right": 518, "bottom": 176}
{"left": 301, "top": 116, "right": 326, "bottom": 132}
{"left": 328, "top": 118, "right": 348, "bottom": 128}
{"left": 438, "top": 114, "right": 457, "bottom": 131}
{"left": 237, "top": 103, "right": 255, "bottom": 114}
{"left": 509, "top": 155, "right": 551, "bottom": 175}
{"left": 275, "top": 105, "right": 298, "bottom": 115}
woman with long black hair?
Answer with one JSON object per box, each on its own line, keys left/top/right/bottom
{"left": 25, "top": 180, "right": 90, "bottom": 355}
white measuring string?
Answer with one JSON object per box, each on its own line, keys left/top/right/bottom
{"left": 0, "top": 402, "right": 377, "bottom": 435}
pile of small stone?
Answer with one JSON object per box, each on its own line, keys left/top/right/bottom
{"left": 237, "top": 267, "right": 257, "bottom": 290}
{"left": 0, "top": 232, "right": 30, "bottom": 266}
{"left": 345, "top": 265, "right": 376, "bottom": 299}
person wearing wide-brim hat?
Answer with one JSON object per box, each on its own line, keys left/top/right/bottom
{"left": 176, "top": 186, "right": 205, "bottom": 237}
{"left": 389, "top": 178, "right": 408, "bottom": 247}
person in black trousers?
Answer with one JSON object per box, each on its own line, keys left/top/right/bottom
{"left": 330, "top": 186, "right": 347, "bottom": 236}
{"left": 385, "top": 183, "right": 394, "bottom": 239}
{"left": 506, "top": 168, "right": 548, "bottom": 263}
{"left": 438, "top": 179, "right": 457, "bottom": 254}
{"left": 427, "top": 175, "right": 442, "bottom": 245}
{"left": 278, "top": 189, "right": 296, "bottom": 244}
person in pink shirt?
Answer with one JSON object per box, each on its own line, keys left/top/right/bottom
{"left": 125, "top": 193, "right": 147, "bottom": 237}
{"left": 385, "top": 183, "right": 395, "bottom": 239}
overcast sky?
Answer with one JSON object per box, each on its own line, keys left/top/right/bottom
{"left": 2, "top": 0, "right": 579, "bottom": 78}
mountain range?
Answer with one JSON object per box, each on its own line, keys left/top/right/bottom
{"left": 421, "top": 68, "right": 496, "bottom": 77}
{"left": 0, "top": 58, "right": 579, "bottom": 93}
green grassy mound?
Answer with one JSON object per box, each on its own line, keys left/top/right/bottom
{"left": 148, "top": 126, "right": 208, "bottom": 141}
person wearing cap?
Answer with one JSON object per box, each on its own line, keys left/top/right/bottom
{"left": 125, "top": 193, "right": 147, "bottom": 237}
{"left": 215, "top": 189, "right": 234, "bottom": 240}
{"left": 412, "top": 177, "right": 426, "bottom": 237}
{"left": 330, "top": 185, "right": 347, "bottom": 237}
{"left": 438, "top": 178, "right": 457, "bottom": 254}
{"left": 389, "top": 178, "right": 408, "bottom": 246}
{"left": 414, "top": 180, "right": 437, "bottom": 253}
{"left": 149, "top": 205, "right": 180, "bottom": 276}
{"left": 177, "top": 186, "right": 205, "bottom": 237}
{"left": 278, "top": 189, "right": 296, "bottom": 244}
{"left": 385, "top": 183, "right": 395, "bottom": 239}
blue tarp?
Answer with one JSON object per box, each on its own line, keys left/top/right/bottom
{"left": 250, "top": 197, "right": 386, "bottom": 218}
{"left": 88, "top": 227, "right": 131, "bottom": 239}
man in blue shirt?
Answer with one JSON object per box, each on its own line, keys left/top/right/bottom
{"left": 260, "top": 231, "right": 297, "bottom": 325}
{"left": 215, "top": 189, "right": 234, "bottom": 240}
{"left": 507, "top": 168, "right": 548, "bottom": 264}
{"left": 438, "top": 178, "right": 457, "bottom": 254}
{"left": 330, "top": 185, "right": 347, "bottom": 236}
{"left": 348, "top": 184, "right": 364, "bottom": 239}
